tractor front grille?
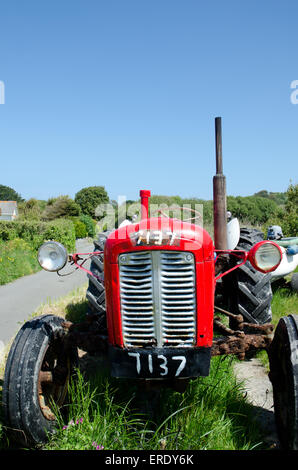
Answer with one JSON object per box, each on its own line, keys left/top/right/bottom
{"left": 119, "top": 251, "right": 196, "bottom": 348}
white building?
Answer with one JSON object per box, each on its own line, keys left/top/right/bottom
{"left": 0, "top": 201, "right": 18, "bottom": 221}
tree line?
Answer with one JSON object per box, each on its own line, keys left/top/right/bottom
{"left": 0, "top": 183, "right": 297, "bottom": 237}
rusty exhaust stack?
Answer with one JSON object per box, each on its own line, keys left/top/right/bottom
{"left": 213, "top": 117, "right": 227, "bottom": 250}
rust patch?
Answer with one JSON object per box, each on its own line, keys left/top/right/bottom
{"left": 213, "top": 305, "right": 274, "bottom": 359}
{"left": 211, "top": 333, "right": 272, "bottom": 359}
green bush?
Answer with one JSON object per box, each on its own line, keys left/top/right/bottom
{"left": 227, "top": 195, "right": 278, "bottom": 225}
{"left": 74, "top": 220, "right": 87, "bottom": 239}
{"left": 68, "top": 217, "right": 87, "bottom": 239}
{"left": 263, "top": 183, "right": 298, "bottom": 237}
{"left": 18, "top": 198, "right": 46, "bottom": 221}
{"left": 0, "top": 222, "right": 17, "bottom": 241}
{"left": 282, "top": 183, "right": 298, "bottom": 237}
{"left": 42, "top": 196, "right": 81, "bottom": 221}
{"left": 75, "top": 186, "right": 109, "bottom": 219}
{"left": 79, "top": 214, "right": 96, "bottom": 237}
{"left": 0, "top": 219, "right": 76, "bottom": 252}
{"left": 0, "top": 184, "right": 23, "bottom": 202}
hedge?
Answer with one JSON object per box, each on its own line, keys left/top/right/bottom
{"left": 0, "top": 238, "right": 41, "bottom": 285}
{"left": 79, "top": 214, "right": 96, "bottom": 237}
{"left": 72, "top": 219, "right": 87, "bottom": 239}
{"left": 0, "top": 219, "right": 76, "bottom": 252}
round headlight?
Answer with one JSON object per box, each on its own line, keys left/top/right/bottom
{"left": 248, "top": 241, "right": 282, "bottom": 273}
{"left": 38, "top": 241, "right": 68, "bottom": 272}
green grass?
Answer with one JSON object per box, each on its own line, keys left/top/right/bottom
{"left": 271, "top": 282, "right": 298, "bottom": 323}
{"left": 1, "top": 280, "right": 297, "bottom": 451}
{"left": 43, "top": 279, "right": 297, "bottom": 451}
{"left": 39, "top": 287, "right": 269, "bottom": 450}
{"left": 44, "top": 356, "right": 264, "bottom": 451}
{"left": 0, "top": 284, "right": 265, "bottom": 451}
{"left": 0, "top": 238, "right": 41, "bottom": 285}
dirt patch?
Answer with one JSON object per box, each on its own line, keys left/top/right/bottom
{"left": 233, "top": 357, "right": 280, "bottom": 449}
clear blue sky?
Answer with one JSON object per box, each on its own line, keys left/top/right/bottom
{"left": 0, "top": 0, "right": 297, "bottom": 203}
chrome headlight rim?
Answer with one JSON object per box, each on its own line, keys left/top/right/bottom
{"left": 38, "top": 241, "right": 68, "bottom": 272}
{"left": 248, "top": 240, "right": 282, "bottom": 273}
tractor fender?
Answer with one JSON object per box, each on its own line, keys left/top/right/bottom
{"left": 118, "top": 219, "right": 132, "bottom": 228}
{"left": 226, "top": 218, "right": 240, "bottom": 250}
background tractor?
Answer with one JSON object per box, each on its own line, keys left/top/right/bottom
{"left": 2, "top": 118, "right": 297, "bottom": 450}
{"left": 266, "top": 225, "right": 298, "bottom": 292}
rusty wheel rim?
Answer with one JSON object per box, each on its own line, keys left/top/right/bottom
{"left": 37, "top": 340, "right": 71, "bottom": 421}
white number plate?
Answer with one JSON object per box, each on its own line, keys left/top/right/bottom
{"left": 128, "top": 352, "right": 186, "bottom": 377}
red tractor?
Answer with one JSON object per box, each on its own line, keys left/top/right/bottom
{"left": 2, "top": 118, "right": 298, "bottom": 450}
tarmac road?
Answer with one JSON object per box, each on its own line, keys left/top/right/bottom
{"left": 0, "top": 238, "right": 94, "bottom": 346}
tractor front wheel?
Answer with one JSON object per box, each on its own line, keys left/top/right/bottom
{"left": 2, "top": 314, "right": 78, "bottom": 447}
{"left": 268, "top": 314, "right": 298, "bottom": 450}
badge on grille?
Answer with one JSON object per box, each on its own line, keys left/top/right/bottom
{"left": 130, "top": 229, "right": 181, "bottom": 247}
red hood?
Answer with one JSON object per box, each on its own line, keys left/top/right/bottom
{"left": 105, "top": 217, "right": 214, "bottom": 263}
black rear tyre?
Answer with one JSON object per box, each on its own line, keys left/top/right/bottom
{"left": 2, "top": 314, "right": 78, "bottom": 447}
{"left": 268, "top": 315, "right": 298, "bottom": 450}
{"left": 86, "top": 232, "right": 111, "bottom": 320}
{"left": 222, "top": 228, "right": 273, "bottom": 324}
{"left": 291, "top": 272, "right": 298, "bottom": 293}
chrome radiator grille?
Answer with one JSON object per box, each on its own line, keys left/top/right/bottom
{"left": 119, "top": 251, "right": 196, "bottom": 348}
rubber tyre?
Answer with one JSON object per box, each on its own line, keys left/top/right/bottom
{"left": 268, "top": 315, "right": 298, "bottom": 450}
{"left": 291, "top": 272, "right": 298, "bottom": 293}
{"left": 86, "top": 232, "right": 111, "bottom": 318}
{"left": 2, "top": 314, "right": 78, "bottom": 447}
{"left": 222, "top": 228, "right": 273, "bottom": 324}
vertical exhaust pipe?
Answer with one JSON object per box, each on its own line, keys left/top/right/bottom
{"left": 140, "top": 189, "right": 151, "bottom": 220}
{"left": 213, "top": 117, "right": 227, "bottom": 250}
